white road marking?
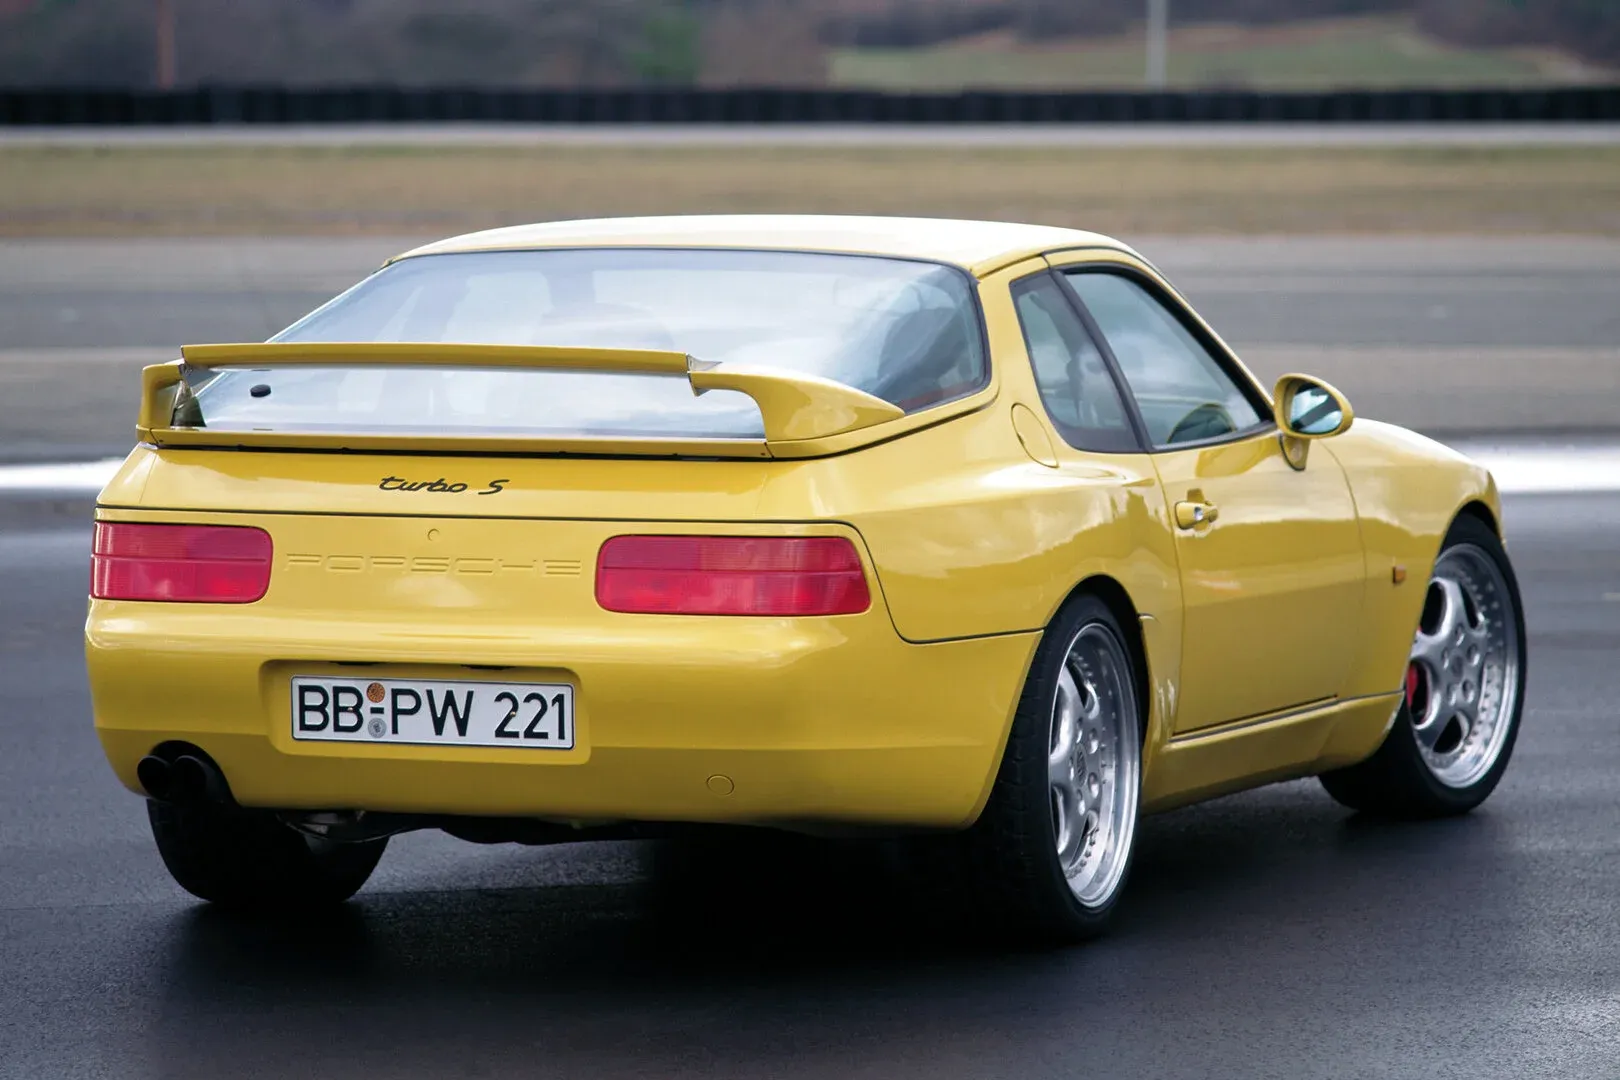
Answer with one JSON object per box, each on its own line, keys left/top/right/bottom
{"left": 1453, "top": 443, "right": 1620, "bottom": 495}
{"left": 1, "top": 442, "right": 1617, "bottom": 496}
{"left": 0, "top": 458, "right": 126, "bottom": 493}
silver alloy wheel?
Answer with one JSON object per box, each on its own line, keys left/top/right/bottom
{"left": 1048, "top": 622, "right": 1140, "bottom": 908}
{"left": 1406, "top": 543, "right": 1522, "bottom": 789}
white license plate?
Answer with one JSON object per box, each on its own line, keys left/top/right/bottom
{"left": 291, "top": 676, "right": 575, "bottom": 750}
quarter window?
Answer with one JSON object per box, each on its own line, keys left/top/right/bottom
{"left": 1011, "top": 275, "right": 1137, "bottom": 453}
{"left": 1062, "top": 272, "right": 1264, "bottom": 448}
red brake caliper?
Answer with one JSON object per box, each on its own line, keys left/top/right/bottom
{"left": 1405, "top": 662, "right": 1422, "bottom": 708}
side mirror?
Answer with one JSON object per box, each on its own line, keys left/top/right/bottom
{"left": 1272, "top": 374, "right": 1353, "bottom": 469}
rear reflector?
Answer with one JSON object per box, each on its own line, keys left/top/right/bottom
{"left": 596, "top": 536, "right": 870, "bottom": 616}
{"left": 92, "top": 523, "right": 272, "bottom": 603}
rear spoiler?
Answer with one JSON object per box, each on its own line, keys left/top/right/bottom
{"left": 137, "top": 342, "right": 905, "bottom": 458}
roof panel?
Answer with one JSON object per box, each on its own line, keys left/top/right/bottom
{"left": 392, "top": 215, "right": 1134, "bottom": 277}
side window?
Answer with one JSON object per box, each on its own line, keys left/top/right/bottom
{"left": 1011, "top": 275, "right": 1138, "bottom": 453}
{"left": 1062, "top": 272, "right": 1265, "bottom": 448}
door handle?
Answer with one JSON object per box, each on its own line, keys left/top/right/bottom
{"left": 1174, "top": 500, "right": 1219, "bottom": 529}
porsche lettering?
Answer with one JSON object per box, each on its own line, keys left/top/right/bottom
{"left": 282, "top": 553, "right": 581, "bottom": 577}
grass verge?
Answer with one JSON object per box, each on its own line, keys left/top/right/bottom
{"left": 3, "top": 144, "right": 1618, "bottom": 237}
{"left": 828, "top": 15, "right": 1610, "bottom": 91}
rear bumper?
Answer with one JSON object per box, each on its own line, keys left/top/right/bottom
{"left": 87, "top": 603, "right": 1037, "bottom": 830}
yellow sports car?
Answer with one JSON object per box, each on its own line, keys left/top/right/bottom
{"left": 86, "top": 216, "right": 1526, "bottom": 940}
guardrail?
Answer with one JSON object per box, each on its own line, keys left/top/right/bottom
{"left": 2, "top": 85, "right": 1618, "bottom": 125}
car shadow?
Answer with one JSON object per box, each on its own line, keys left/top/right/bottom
{"left": 138, "top": 783, "right": 1520, "bottom": 1078}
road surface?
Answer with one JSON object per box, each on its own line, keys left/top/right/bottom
{"left": 0, "top": 491, "right": 1617, "bottom": 1078}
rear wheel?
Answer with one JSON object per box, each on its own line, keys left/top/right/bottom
{"left": 148, "top": 800, "right": 386, "bottom": 909}
{"left": 944, "top": 594, "right": 1143, "bottom": 943}
{"left": 1319, "top": 514, "right": 1526, "bottom": 817}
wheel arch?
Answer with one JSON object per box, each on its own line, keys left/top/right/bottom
{"left": 962, "top": 572, "right": 1161, "bottom": 831}
{"left": 1383, "top": 497, "right": 1510, "bottom": 693}
{"left": 1058, "top": 574, "right": 1153, "bottom": 747}
{"left": 1454, "top": 498, "right": 1501, "bottom": 540}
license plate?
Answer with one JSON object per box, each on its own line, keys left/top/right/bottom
{"left": 291, "top": 676, "right": 575, "bottom": 749}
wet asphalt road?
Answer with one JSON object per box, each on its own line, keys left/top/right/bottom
{"left": 1, "top": 491, "right": 1618, "bottom": 1079}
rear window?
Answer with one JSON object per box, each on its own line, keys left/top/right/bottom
{"left": 187, "top": 248, "right": 987, "bottom": 441}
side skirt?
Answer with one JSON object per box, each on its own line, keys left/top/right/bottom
{"left": 1141, "top": 692, "right": 1402, "bottom": 813}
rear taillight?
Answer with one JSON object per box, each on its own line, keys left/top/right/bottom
{"left": 91, "top": 523, "right": 272, "bottom": 603}
{"left": 596, "top": 536, "right": 871, "bottom": 616}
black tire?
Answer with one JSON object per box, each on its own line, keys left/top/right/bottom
{"left": 1319, "top": 513, "right": 1527, "bottom": 818}
{"left": 943, "top": 594, "right": 1144, "bottom": 944}
{"left": 148, "top": 800, "right": 386, "bottom": 909}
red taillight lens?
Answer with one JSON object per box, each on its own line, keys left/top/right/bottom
{"left": 91, "top": 523, "right": 272, "bottom": 603}
{"left": 596, "top": 536, "right": 871, "bottom": 616}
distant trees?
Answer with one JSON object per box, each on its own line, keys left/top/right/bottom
{"left": 818, "top": 0, "right": 1411, "bottom": 46}
{"left": 0, "top": 0, "right": 707, "bottom": 86}
{"left": 818, "top": 0, "right": 1620, "bottom": 66}
{"left": 819, "top": 0, "right": 1015, "bottom": 47}
{"left": 1418, "top": 0, "right": 1620, "bottom": 66}
{"left": 1, "top": 0, "right": 1615, "bottom": 87}
{"left": 817, "top": 0, "right": 1620, "bottom": 66}
{"left": 699, "top": 1, "right": 828, "bottom": 85}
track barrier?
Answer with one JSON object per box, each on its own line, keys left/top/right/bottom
{"left": 3, "top": 85, "right": 1618, "bottom": 126}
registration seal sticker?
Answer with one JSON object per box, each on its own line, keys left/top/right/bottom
{"left": 368, "top": 717, "right": 386, "bottom": 739}
{"left": 366, "top": 682, "right": 386, "bottom": 703}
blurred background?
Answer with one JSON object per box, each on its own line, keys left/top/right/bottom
{"left": 1, "top": 0, "right": 1617, "bottom": 90}
{"left": 3, "top": 1, "right": 1618, "bottom": 464}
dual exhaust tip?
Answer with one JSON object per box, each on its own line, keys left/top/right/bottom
{"left": 137, "top": 750, "right": 231, "bottom": 805}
